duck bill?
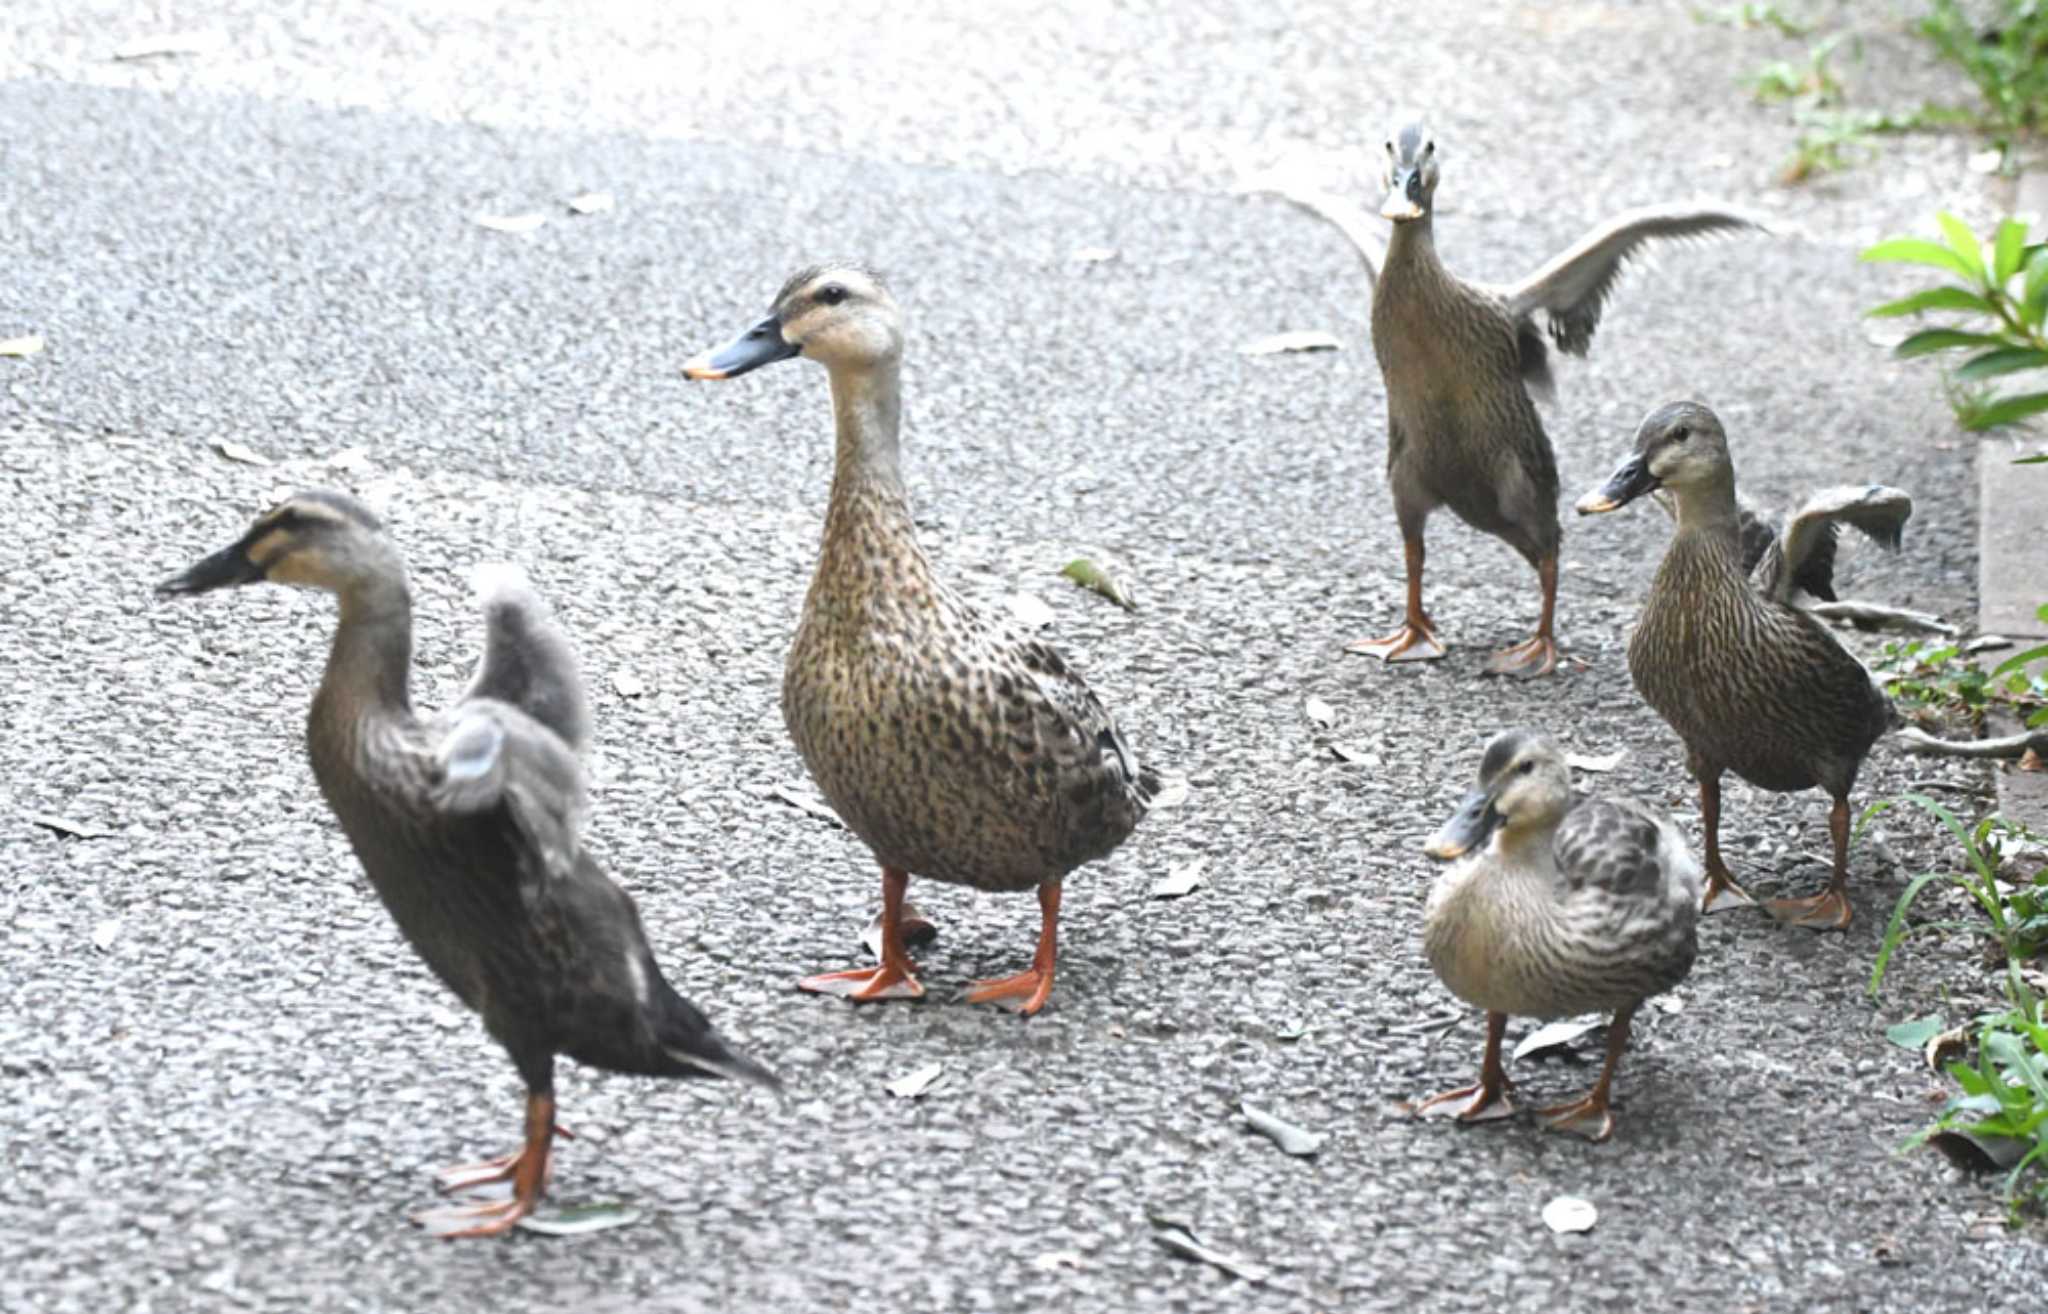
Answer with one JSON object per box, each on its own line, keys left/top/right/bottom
{"left": 682, "top": 314, "right": 801, "bottom": 381}
{"left": 1575, "top": 454, "right": 1660, "bottom": 516}
{"left": 1379, "top": 189, "right": 1425, "bottom": 222}
{"left": 157, "top": 539, "right": 265, "bottom": 597}
{"left": 1425, "top": 788, "right": 1502, "bottom": 861}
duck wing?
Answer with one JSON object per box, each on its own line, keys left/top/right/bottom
{"left": 1492, "top": 205, "right": 1766, "bottom": 360}
{"left": 461, "top": 562, "right": 592, "bottom": 757}
{"left": 430, "top": 701, "right": 588, "bottom": 902}
{"left": 1013, "top": 636, "right": 1159, "bottom": 809}
{"left": 1553, "top": 797, "right": 1678, "bottom": 901}
{"left": 1252, "top": 175, "right": 1381, "bottom": 289}
{"left": 1755, "top": 484, "right": 1912, "bottom": 605}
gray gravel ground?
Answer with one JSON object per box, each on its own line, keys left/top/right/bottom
{"left": 4, "top": 2, "right": 2045, "bottom": 1310}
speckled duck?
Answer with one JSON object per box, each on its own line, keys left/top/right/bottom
{"left": 1577, "top": 401, "right": 1910, "bottom": 929}
{"left": 158, "top": 492, "right": 777, "bottom": 1237}
{"left": 1421, "top": 730, "right": 1700, "bottom": 1141}
{"left": 684, "top": 266, "right": 1157, "bottom": 1017}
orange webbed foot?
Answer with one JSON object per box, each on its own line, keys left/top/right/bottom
{"left": 1483, "top": 633, "right": 1559, "bottom": 679}
{"left": 1535, "top": 1091, "right": 1616, "bottom": 1143}
{"left": 797, "top": 962, "right": 927, "bottom": 1002}
{"left": 964, "top": 965, "right": 1055, "bottom": 1017}
{"left": 1346, "top": 620, "right": 1446, "bottom": 663}
{"left": 1766, "top": 886, "right": 1852, "bottom": 931}
{"left": 1414, "top": 1078, "right": 1516, "bottom": 1125}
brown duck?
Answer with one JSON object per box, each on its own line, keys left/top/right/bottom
{"left": 1265, "top": 124, "right": 1765, "bottom": 675}
{"left": 157, "top": 492, "right": 778, "bottom": 1236}
{"left": 683, "top": 265, "right": 1157, "bottom": 1016}
{"left": 1576, "top": 401, "right": 1910, "bottom": 929}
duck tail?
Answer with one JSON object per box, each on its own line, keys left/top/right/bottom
{"left": 655, "top": 990, "right": 782, "bottom": 1091}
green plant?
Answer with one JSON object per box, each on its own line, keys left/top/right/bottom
{"left": 1862, "top": 213, "right": 2048, "bottom": 430}
{"left": 1919, "top": 0, "right": 2048, "bottom": 145}
{"left": 1748, "top": 34, "right": 1848, "bottom": 104}
{"left": 1694, "top": 2, "right": 1813, "bottom": 38}
{"left": 1869, "top": 798, "right": 2048, "bottom": 1219}
{"left": 1872, "top": 634, "right": 2047, "bottom": 729}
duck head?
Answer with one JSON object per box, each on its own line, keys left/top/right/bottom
{"left": 157, "top": 490, "right": 389, "bottom": 598}
{"left": 1425, "top": 729, "right": 1572, "bottom": 860}
{"left": 683, "top": 265, "right": 901, "bottom": 380}
{"left": 1575, "top": 400, "right": 1733, "bottom": 516}
{"left": 1381, "top": 124, "right": 1440, "bottom": 223}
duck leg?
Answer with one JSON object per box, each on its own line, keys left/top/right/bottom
{"left": 1696, "top": 773, "right": 1754, "bottom": 913}
{"left": 1767, "top": 798, "right": 1853, "bottom": 930}
{"left": 1535, "top": 1006, "right": 1632, "bottom": 1142}
{"left": 1416, "top": 1011, "right": 1516, "bottom": 1123}
{"left": 798, "top": 866, "right": 926, "bottom": 1002}
{"left": 413, "top": 1092, "right": 556, "bottom": 1238}
{"left": 1484, "top": 554, "right": 1559, "bottom": 678}
{"left": 1347, "top": 535, "right": 1446, "bottom": 662}
{"left": 432, "top": 1120, "right": 574, "bottom": 1194}
{"left": 964, "top": 880, "right": 1060, "bottom": 1017}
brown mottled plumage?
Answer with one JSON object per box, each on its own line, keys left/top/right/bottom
{"left": 1266, "top": 123, "right": 1764, "bottom": 676}
{"left": 157, "top": 492, "right": 776, "bottom": 1237}
{"left": 1419, "top": 731, "right": 1699, "bottom": 1141}
{"left": 684, "top": 266, "right": 1154, "bottom": 1016}
{"left": 1576, "top": 401, "right": 1910, "bottom": 929}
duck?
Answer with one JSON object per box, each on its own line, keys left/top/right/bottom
{"left": 1420, "top": 730, "right": 1700, "bottom": 1141}
{"left": 1575, "top": 400, "right": 1911, "bottom": 928}
{"left": 1261, "top": 124, "right": 1764, "bottom": 676}
{"left": 157, "top": 491, "right": 778, "bottom": 1237}
{"left": 682, "top": 265, "right": 1156, "bottom": 1017}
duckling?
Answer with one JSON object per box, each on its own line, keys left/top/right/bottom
{"left": 1576, "top": 401, "right": 1911, "bottom": 928}
{"left": 1420, "top": 731, "right": 1700, "bottom": 1141}
{"left": 157, "top": 491, "right": 778, "bottom": 1237}
{"left": 1264, "top": 124, "right": 1764, "bottom": 676}
{"left": 683, "top": 265, "right": 1156, "bottom": 1017}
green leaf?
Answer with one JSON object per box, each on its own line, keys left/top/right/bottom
{"left": 1964, "top": 390, "right": 2048, "bottom": 429}
{"left": 1939, "top": 212, "right": 1988, "bottom": 280}
{"left": 1887, "top": 1014, "right": 1948, "bottom": 1049}
{"left": 1994, "top": 218, "right": 2028, "bottom": 285}
{"left": 2025, "top": 248, "right": 2048, "bottom": 322}
{"left": 1861, "top": 236, "right": 1980, "bottom": 280}
{"left": 2014, "top": 453, "right": 2048, "bottom": 464}
{"left": 1993, "top": 642, "right": 2048, "bottom": 678}
{"left": 1894, "top": 328, "right": 2009, "bottom": 358}
{"left": 1867, "top": 286, "right": 1998, "bottom": 317}
{"left": 1956, "top": 347, "right": 2048, "bottom": 380}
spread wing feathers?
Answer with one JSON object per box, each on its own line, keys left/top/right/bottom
{"left": 1252, "top": 174, "right": 1382, "bottom": 288}
{"left": 429, "top": 702, "right": 589, "bottom": 900}
{"left": 1758, "top": 484, "right": 1912, "bottom": 605}
{"left": 463, "top": 562, "right": 592, "bottom": 757}
{"left": 1554, "top": 798, "right": 1682, "bottom": 901}
{"left": 1014, "top": 638, "right": 1158, "bottom": 807}
{"left": 1494, "top": 204, "right": 1767, "bottom": 358}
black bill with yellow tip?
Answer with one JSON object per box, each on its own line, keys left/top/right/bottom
{"left": 157, "top": 536, "right": 266, "bottom": 597}
{"left": 682, "top": 314, "right": 800, "bottom": 381}
{"left": 1575, "top": 453, "right": 1659, "bottom": 516}
{"left": 1424, "top": 788, "right": 1502, "bottom": 861}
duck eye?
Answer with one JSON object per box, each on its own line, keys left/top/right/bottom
{"left": 1672, "top": 426, "right": 1690, "bottom": 444}
{"left": 1424, "top": 141, "right": 1435, "bottom": 156}
{"left": 816, "top": 284, "right": 849, "bottom": 306}
{"left": 1518, "top": 760, "right": 1536, "bottom": 775}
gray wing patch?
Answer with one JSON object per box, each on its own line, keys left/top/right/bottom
{"left": 1764, "top": 484, "right": 1912, "bottom": 605}
{"left": 1554, "top": 798, "right": 1666, "bottom": 900}
{"left": 463, "top": 562, "right": 592, "bottom": 756}
{"left": 1495, "top": 204, "right": 1767, "bottom": 357}
{"left": 431, "top": 703, "right": 589, "bottom": 901}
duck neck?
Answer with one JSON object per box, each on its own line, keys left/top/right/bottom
{"left": 1384, "top": 214, "right": 1439, "bottom": 273}
{"left": 1667, "top": 475, "right": 1743, "bottom": 550}
{"left": 817, "top": 355, "right": 928, "bottom": 592}
{"left": 317, "top": 561, "right": 416, "bottom": 731}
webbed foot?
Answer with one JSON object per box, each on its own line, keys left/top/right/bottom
{"left": 1346, "top": 619, "right": 1446, "bottom": 663}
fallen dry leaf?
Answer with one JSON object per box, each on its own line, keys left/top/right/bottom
{"left": 1303, "top": 696, "right": 1336, "bottom": 727}
{"left": 1565, "top": 750, "right": 1626, "bottom": 773}
{"left": 1060, "top": 558, "right": 1137, "bottom": 611}
{"left": 1148, "top": 778, "right": 1190, "bottom": 809}
{"left": 860, "top": 902, "right": 937, "bottom": 958}
{"left": 1007, "top": 592, "right": 1057, "bottom": 630}
{"left": 112, "top": 32, "right": 220, "bottom": 60}
{"left": 611, "top": 670, "right": 646, "bottom": 698}
{"left": 0, "top": 333, "right": 45, "bottom": 358}
{"left": 1150, "top": 859, "right": 1207, "bottom": 899}
{"left": 1513, "top": 1017, "right": 1604, "bottom": 1063}
{"left": 1542, "top": 1195, "right": 1597, "bottom": 1234}
{"left": 884, "top": 1061, "right": 948, "bottom": 1099}
{"left": 1241, "top": 1100, "right": 1323, "bottom": 1157}
{"left": 1241, "top": 329, "right": 1341, "bottom": 356}
{"left": 566, "top": 191, "right": 616, "bottom": 216}
{"left": 1150, "top": 1216, "right": 1269, "bottom": 1284}
{"left": 31, "top": 814, "right": 112, "bottom": 840}
{"left": 513, "top": 1203, "right": 643, "bottom": 1237}
{"left": 761, "top": 781, "right": 844, "bottom": 828}
{"left": 214, "top": 440, "right": 271, "bottom": 467}
{"left": 474, "top": 212, "right": 548, "bottom": 235}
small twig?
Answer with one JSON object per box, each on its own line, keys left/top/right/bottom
{"left": 1895, "top": 726, "right": 2048, "bottom": 759}
{"left": 1809, "top": 600, "right": 1956, "bottom": 635}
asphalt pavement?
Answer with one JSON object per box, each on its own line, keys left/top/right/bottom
{"left": 3, "top": 3, "right": 2043, "bottom": 1311}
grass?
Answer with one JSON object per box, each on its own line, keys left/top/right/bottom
{"left": 1869, "top": 798, "right": 2048, "bottom": 1221}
